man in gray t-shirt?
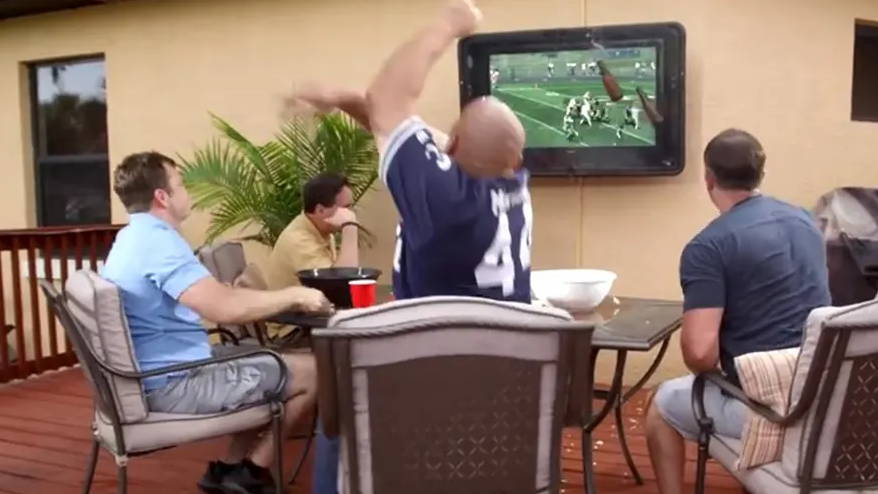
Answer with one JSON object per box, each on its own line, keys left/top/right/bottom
{"left": 645, "top": 129, "right": 831, "bottom": 494}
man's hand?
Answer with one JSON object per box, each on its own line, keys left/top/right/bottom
{"left": 325, "top": 207, "right": 357, "bottom": 232}
{"left": 442, "top": 0, "right": 482, "bottom": 38}
{"left": 285, "top": 286, "right": 333, "bottom": 314}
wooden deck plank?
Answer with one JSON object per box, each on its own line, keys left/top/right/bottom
{"left": 0, "top": 368, "right": 741, "bottom": 493}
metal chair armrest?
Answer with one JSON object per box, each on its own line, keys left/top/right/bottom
{"left": 700, "top": 371, "right": 784, "bottom": 423}
{"left": 104, "top": 348, "right": 289, "bottom": 400}
{"left": 207, "top": 327, "right": 240, "bottom": 346}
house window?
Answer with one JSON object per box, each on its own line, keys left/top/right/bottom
{"left": 852, "top": 21, "right": 878, "bottom": 122}
{"left": 30, "top": 56, "right": 110, "bottom": 226}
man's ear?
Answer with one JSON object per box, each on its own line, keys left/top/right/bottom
{"left": 153, "top": 188, "right": 168, "bottom": 208}
{"left": 704, "top": 168, "right": 716, "bottom": 190}
{"left": 445, "top": 133, "right": 459, "bottom": 156}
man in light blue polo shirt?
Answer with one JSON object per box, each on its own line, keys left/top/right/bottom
{"left": 102, "top": 151, "right": 331, "bottom": 494}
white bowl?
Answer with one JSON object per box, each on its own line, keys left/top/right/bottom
{"left": 531, "top": 269, "right": 617, "bottom": 313}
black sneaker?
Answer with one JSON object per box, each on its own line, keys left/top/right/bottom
{"left": 219, "top": 459, "right": 277, "bottom": 494}
{"left": 197, "top": 460, "right": 237, "bottom": 493}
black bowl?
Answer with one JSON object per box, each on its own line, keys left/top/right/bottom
{"left": 296, "top": 267, "right": 382, "bottom": 309}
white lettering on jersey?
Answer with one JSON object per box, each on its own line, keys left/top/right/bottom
{"left": 415, "top": 129, "right": 452, "bottom": 171}
{"left": 393, "top": 224, "right": 403, "bottom": 272}
{"left": 475, "top": 188, "right": 533, "bottom": 295}
{"left": 520, "top": 188, "right": 532, "bottom": 270}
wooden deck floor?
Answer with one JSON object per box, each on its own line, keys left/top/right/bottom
{"left": 0, "top": 368, "right": 742, "bottom": 493}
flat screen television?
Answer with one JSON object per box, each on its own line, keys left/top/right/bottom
{"left": 457, "top": 22, "right": 686, "bottom": 177}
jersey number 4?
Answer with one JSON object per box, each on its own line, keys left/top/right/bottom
{"left": 475, "top": 199, "right": 532, "bottom": 296}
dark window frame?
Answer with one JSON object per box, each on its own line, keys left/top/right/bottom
{"left": 852, "top": 21, "right": 878, "bottom": 123}
{"left": 28, "top": 53, "right": 111, "bottom": 227}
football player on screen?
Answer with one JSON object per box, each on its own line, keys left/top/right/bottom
{"left": 616, "top": 101, "right": 641, "bottom": 139}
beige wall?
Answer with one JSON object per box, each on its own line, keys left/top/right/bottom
{"left": 1, "top": 0, "right": 876, "bottom": 384}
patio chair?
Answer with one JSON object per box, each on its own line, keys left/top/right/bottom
{"left": 692, "top": 299, "right": 878, "bottom": 493}
{"left": 40, "top": 270, "right": 288, "bottom": 494}
{"left": 313, "top": 295, "right": 595, "bottom": 494}
{"left": 197, "top": 240, "right": 318, "bottom": 485}
{"left": 197, "top": 241, "right": 270, "bottom": 345}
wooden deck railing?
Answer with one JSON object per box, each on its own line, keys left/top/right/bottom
{"left": 0, "top": 224, "right": 124, "bottom": 384}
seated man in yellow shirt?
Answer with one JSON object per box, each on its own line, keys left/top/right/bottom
{"left": 267, "top": 172, "right": 359, "bottom": 289}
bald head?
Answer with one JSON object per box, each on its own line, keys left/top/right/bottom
{"left": 448, "top": 96, "right": 526, "bottom": 178}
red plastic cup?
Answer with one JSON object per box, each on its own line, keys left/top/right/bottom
{"left": 349, "top": 279, "right": 377, "bottom": 308}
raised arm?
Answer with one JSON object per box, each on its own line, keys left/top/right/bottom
{"left": 293, "top": 85, "right": 373, "bottom": 131}
{"left": 293, "top": 85, "right": 450, "bottom": 149}
{"left": 365, "top": 0, "right": 481, "bottom": 150}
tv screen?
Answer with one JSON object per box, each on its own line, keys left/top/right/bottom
{"left": 458, "top": 23, "right": 685, "bottom": 177}
{"left": 489, "top": 47, "right": 658, "bottom": 148}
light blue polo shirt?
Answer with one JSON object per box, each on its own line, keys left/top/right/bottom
{"left": 101, "top": 213, "right": 212, "bottom": 391}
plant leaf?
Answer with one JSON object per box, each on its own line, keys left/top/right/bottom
{"left": 180, "top": 112, "right": 379, "bottom": 247}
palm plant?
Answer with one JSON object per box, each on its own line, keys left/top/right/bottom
{"left": 180, "top": 113, "right": 378, "bottom": 247}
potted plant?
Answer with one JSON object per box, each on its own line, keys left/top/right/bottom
{"left": 180, "top": 113, "right": 378, "bottom": 247}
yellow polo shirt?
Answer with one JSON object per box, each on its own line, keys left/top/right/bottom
{"left": 266, "top": 213, "right": 337, "bottom": 289}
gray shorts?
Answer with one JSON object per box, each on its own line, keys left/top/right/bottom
{"left": 653, "top": 374, "right": 747, "bottom": 440}
{"left": 146, "top": 346, "right": 289, "bottom": 414}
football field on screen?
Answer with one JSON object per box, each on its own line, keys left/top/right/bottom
{"left": 493, "top": 80, "right": 657, "bottom": 148}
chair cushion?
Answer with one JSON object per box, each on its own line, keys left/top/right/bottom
{"left": 95, "top": 403, "right": 276, "bottom": 454}
{"left": 710, "top": 434, "right": 875, "bottom": 494}
{"left": 734, "top": 347, "right": 799, "bottom": 470}
{"left": 66, "top": 270, "right": 148, "bottom": 423}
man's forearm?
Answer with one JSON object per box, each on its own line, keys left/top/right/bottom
{"left": 334, "top": 225, "right": 359, "bottom": 268}
{"left": 332, "top": 90, "right": 450, "bottom": 149}
{"left": 366, "top": 20, "right": 458, "bottom": 135}
{"left": 334, "top": 90, "right": 371, "bottom": 131}
{"left": 218, "top": 287, "right": 314, "bottom": 324}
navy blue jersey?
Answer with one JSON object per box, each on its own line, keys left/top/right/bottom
{"left": 380, "top": 117, "right": 532, "bottom": 303}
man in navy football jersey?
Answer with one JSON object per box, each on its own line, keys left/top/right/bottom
{"left": 291, "top": 1, "right": 533, "bottom": 492}
{"left": 295, "top": 0, "right": 531, "bottom": 304}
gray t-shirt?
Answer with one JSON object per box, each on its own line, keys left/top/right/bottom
{"left": 680, "top": 195, "right": 831, "bottom": 385}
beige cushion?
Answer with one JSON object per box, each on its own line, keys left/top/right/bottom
{"left": 734, "top": 347, "right": 799, "bottom": 470}
{"left": 95, "top": 404, "right": 275, "bottom": 454}
{"left": 65, "top": 270, "right": 148, "bottom": 423}
{"left": 710, "top": 434, "right": 878, "bottom": 493}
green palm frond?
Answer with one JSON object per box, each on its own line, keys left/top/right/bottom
{"left": 180, "top": 112, "right": 378, "bottom": 247}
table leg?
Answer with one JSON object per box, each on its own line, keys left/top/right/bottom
{"left": 585, "top": 350, "right": 627, "bottom": 431}
{"left": 614, "top": 391, "right": 643, "bottom": 484}
{"left": 582, "top": 349, "right": 599, "bottom": 494}
{"left": 582, "top": 426, "right": 595, "bottom": 494}
{"left": 623, "top": 337, "right": 671, "bottom": 403}
{"left": 584, "top": 350, "right": 627, "bottom": 494}
{"left": 613, "top": 337, "right": 672, "bottom": 484}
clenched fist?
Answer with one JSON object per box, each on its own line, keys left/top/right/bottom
{"left": 443, "top": 0, "right": 482, "bottom": 38}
